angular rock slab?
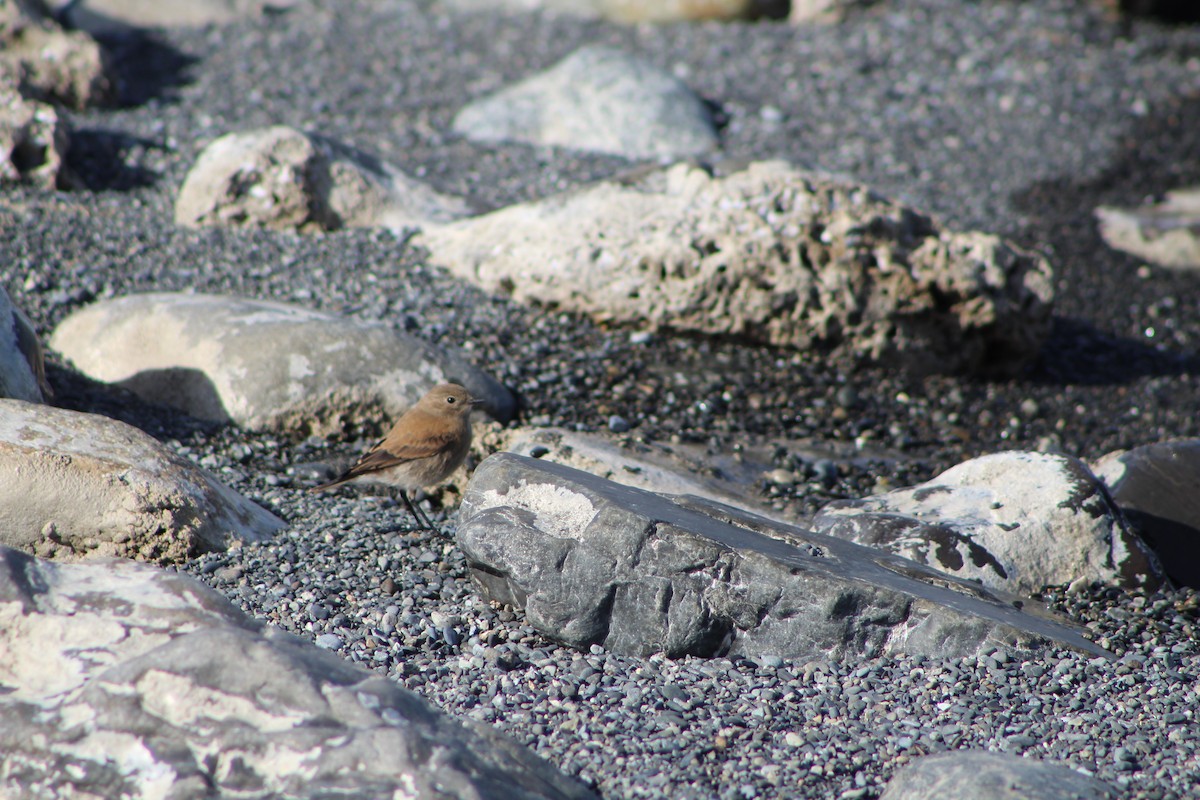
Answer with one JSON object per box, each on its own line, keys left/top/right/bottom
{"left": 499, "top": 426, "right": 780, "bottom": 519}
{"left": 0, "top": 546, "right": 597, "bottom": 800}
{"left": 0, "top": 400, "right": 284, "bottom": 563}
{"left": 812, "top": 451, "right": 1164, "bottom": 596}
{"left": 0, "top": 285, "right": 48, "bottom": 403}
{"left": 419, "top": 160, "right": 1053, "bottom": 375}
{"left": 457, "top": 453, "right": 1108, "bottom": 662}
{"left": 1095, "top": 187, "right": 1200, "bottom": 270}
{"left": 451, "top": 45, "right": 717, "bottom": 160}
{"left": 51, "top": 292, "right": 516, "bottom": 435}
{"left": 1093, "top": 440, "right": 1200, "bottom": 588}
{"left": 175, "top": 125, "right": 474, "bottom": 232}
{"left": 879, "top": 751, "right": 1117, "bottom": 800}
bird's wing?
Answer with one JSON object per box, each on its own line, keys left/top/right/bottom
{"left": 310, "top": 428, "right": 457, "bottom": 491}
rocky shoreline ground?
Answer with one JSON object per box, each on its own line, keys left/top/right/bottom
{"left": 3, "top": 0, "right": 1200, "bottom": 797}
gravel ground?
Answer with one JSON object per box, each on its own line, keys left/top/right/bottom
{"left": 4, "top": 0, "right": 1200, "bottom": 796}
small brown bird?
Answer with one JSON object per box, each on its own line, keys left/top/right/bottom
{"left": 310, "top": 383, "right": 482, "bottom": 530}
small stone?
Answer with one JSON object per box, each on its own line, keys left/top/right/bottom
{"left": 608, "top": 415, "right": 631, "bottom": 433}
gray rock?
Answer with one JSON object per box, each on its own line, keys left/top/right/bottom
{"left": 0, "top": 400, "right": 284, "bottom": 563}
{"left": 175, "top": 125, "right": 474, "bottom": 232}
{"left": 0, "top": 1, "right": 111, "bottom": 109}
{"left": 50, "top": 292, "right": 515, "bottom": 434}
{"left": 0, "top": 285, "right": 48, "bottom": 403}
{"left": 419, "top": 160, "right": 1053, "bottom": 375}
{"left": 1093, "top": 440, "right": 1200, "bottom": 588}
{"left": 812, "top": 451, "right": 1163, "bottom": 596}
{"left": 1096, "top": 187, "right": 1200, "bottom": 270}
{"left": 456, "top": 453, "right": 1108, "bottom": 661}
{"left": 879, "top": 751, "right": 1117, "bottom": 800}
{"left": 0, "top": 87, "right": 70, "bottom": 189}
{"left": 451, "top": 45, "right": 717, "bottom": 160}
{"left": 45, "top": 0, "right": 298, "bottom": 36}
{"left": 0, "top": 545, "right": 597, "bottom": 800}
{"left": 497, "top": 426, "right": 780, "bottom": 519}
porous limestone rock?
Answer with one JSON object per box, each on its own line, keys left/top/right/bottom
{"left": 0, "top": 400, "right": 284, "bottom": 563}
{"left": 0, "top": 87, "right": 70, "bottom": 189}
{"left": 51, "top": 292, "right": 516, "bottom": 435}
{"left": 419, "top": 160, "right": 1054, "bottom": 375}
{"left": 812, "top": 451, "right": 1164, "bottom": 596}
{"left": 175, "top": 125, "right": 474, "bottom": 232}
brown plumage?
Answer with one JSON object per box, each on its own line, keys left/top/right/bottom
{"left": 311, "top": 383, "right": 482, "bottom": 529}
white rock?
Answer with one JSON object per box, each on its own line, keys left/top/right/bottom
{"left": 812, "top": 451, "right": 1163, "bottom": 595}
{"left": 0, "top": 400, "right": 284, "bottom": 563}
{"left": 175, "top": 125, "right": 474, "bottom": 232}
{"left": 1096, "top": 187, "right": 1200, "bottom": 270}
{"left": 50, "top": 292, "right": 516, "bottom": 434}
{"left": 451, "top": 45, "right": 717, "bottom": 160}
{"left": 419, "top": 160, "right": 1054, "bottom": 375}
{"left": 0, "top": 545, "right": 596, "bottom": 799}
{"left": 0, "top": 285, "right": 48, "bottom": 403}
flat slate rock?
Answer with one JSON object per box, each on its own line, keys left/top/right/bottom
{"left": 879, "top": 751, "right": 1117, "bottom": 800}
{"left": 457, "top": 453, "right": 1108, "bottom": 662}
{"left": 811, "top": 451, "right": 1164, "bottom": 596}
{"left": 0, "top": 545, "right": 597, "bottom": 800}
{"left": 175, "top": 125, "right": 475, "bottom": 232}
{"left": 0, "top": 399, "right": 284, "bottom": 563}
{"left": 1093, "top": 440, "right": 1200, "bottom": 588}
{"left": 50, "top": 292, "right": 515, "bottom": 435}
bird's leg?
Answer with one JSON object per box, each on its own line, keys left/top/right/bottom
{"left": 399, "top": 489, "right": 439, "bottom": 532}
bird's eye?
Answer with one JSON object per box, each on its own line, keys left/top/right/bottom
{"left": 446, "top": 396, "right": 456, "bottom": 404}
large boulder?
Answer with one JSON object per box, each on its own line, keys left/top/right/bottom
{"left": 0, "top": 400, "right": 284, "bottom": 563}
{"left": 1093, "top": 440, "right": 1200, "bottom": 588}
{"left": 0, "top": 286, "right": 48, "bottom": 402}
{"left": 812, "top": 451, "right": 1164, "bottom": 596}
{"left": 175, "top": 126, "right": 474, "bottom": 232}
{"left": 50, "top": 292, "right": 516, "bottom": 435}
{"left": 419, "top": 160, "right": 1054, "bottom": 375}
{"left": 456, "top": 453, "right": 1107, "bottom": 662}
{"left": 452, "top": 45, "right": 717, "bottom": 160}
{"left": 0, "top": 545, "right": 597, "bottom": 800}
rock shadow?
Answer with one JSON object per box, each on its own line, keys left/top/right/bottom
{"left": 46, "top": 361, "right": 225, "bottom": 442}
{"left": 97, "top": 29, "right": 198, "bottom": 107}
{"left": 1011, "top": 89, "right": 1200, "bottom": 386}
{"left": 66, "top": 128, "right": 162, "bottom": 190}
